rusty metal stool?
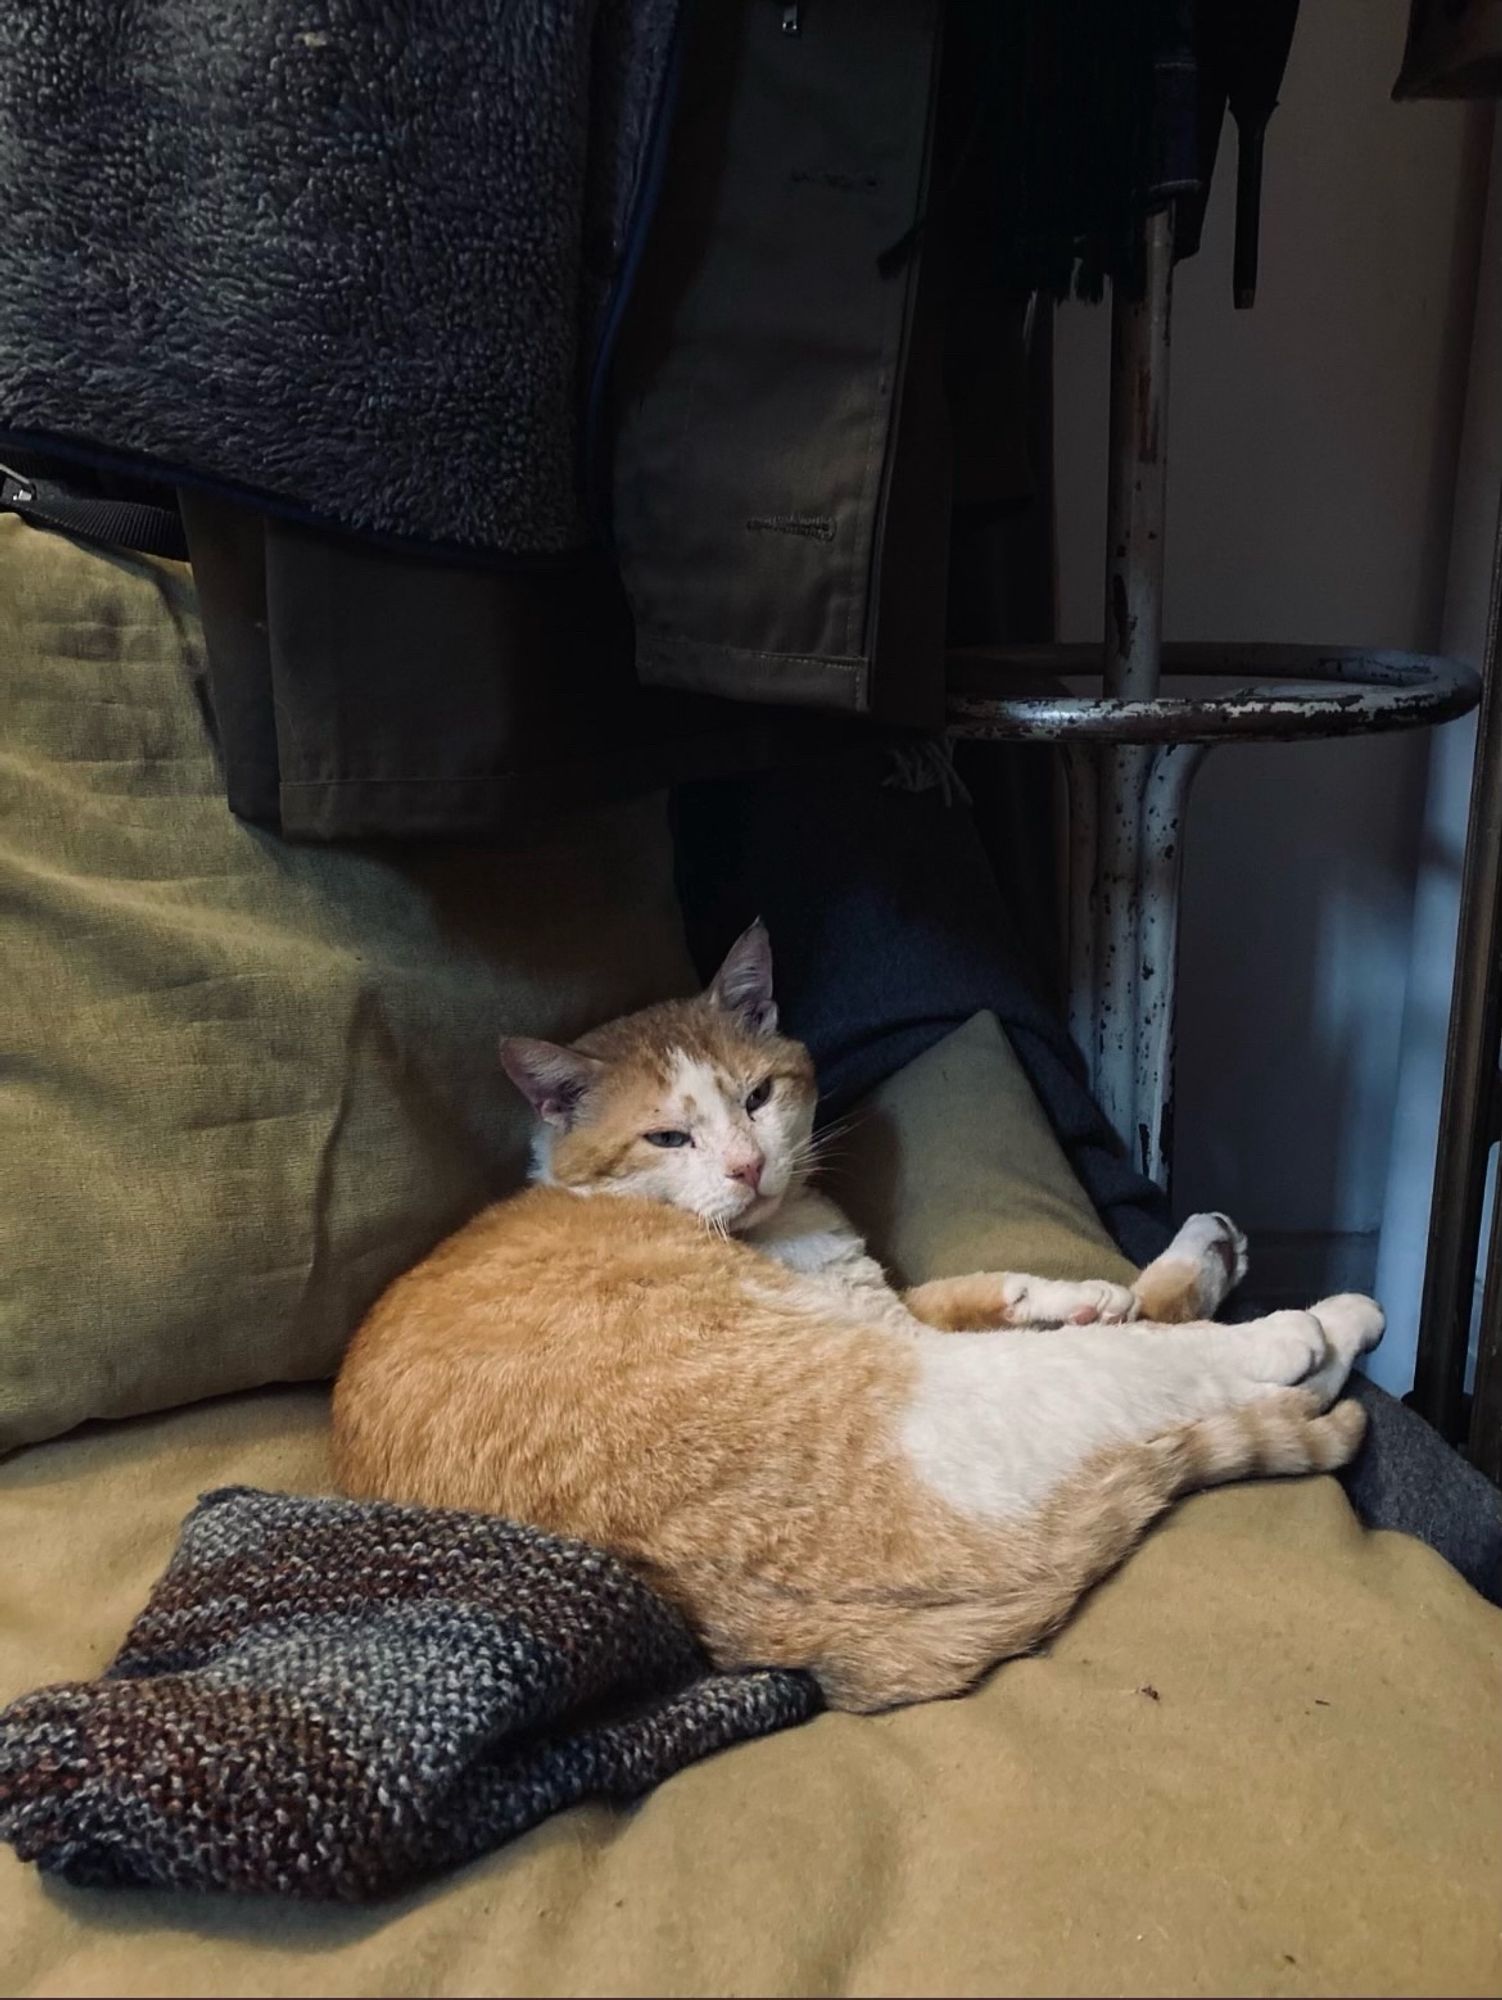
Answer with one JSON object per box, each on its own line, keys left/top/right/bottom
{"left": 947, "top": 643, "right": 1478, "bottom": 1194}
{"left": 944, "top": 214, "right": 1479, "bottom": 1199}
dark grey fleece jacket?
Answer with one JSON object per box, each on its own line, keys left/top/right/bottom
{"left": 0, "top": 0, "right": 677, "bottom": 558}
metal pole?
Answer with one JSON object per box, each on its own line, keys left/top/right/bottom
{"left": 1093, "top": 209, "right": 1174, "bottom": 1171}
{"left": 1104, "top": 209, "right": 1174, "bottom": 703}
{"left": 1134, "top": 741, "right": 1208, "bottom": 1193}
{"left": 1414, "top": 489, "right": 1502, "bottom": 1443}
{"left": 1063, "top": 744, "right": 1100, "bottom": 1087}
{"left": 1093, "top": 743, "right": 1147, "bottom": 1147}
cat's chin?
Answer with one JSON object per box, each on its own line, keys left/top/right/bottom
{"left": 727, "top": 1188, "right": 786, "bottom": 1233}
{"left": 692, "top": 1187, "right": 786, "bottom": 1235}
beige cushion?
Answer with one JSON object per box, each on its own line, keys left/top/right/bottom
{"left": 2, "top": 1014, "right": 1498, "bottom": 1997}
{"left": 0, "top": 517, "right": 697, "bottom": 1451}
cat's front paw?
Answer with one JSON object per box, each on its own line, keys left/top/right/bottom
{"left": 1005, "top": 1278, "right": 1140, "bottom": 1327}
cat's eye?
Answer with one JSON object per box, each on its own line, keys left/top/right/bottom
{"left": 644, "top": 1128, "right": 692, "bottom": 1148}
{"left": 745, "top": 1078, "right": 773, "bottom": 1114}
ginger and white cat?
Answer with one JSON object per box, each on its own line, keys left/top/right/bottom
{"left": 332, "top": 923, "right": 1382, "bottom": 1712}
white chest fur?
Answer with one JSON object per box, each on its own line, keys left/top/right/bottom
{"left": 744, "top": 1190, "right": 870, "bottom": 1275}
{"left": 744, "top": 1191, "right": 916, "bottom": 1334}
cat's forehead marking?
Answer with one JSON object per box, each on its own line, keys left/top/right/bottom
{"left": 667, "top": 1049, "right": 733, "bottom": 1120}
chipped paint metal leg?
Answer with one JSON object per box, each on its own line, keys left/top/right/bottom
{"left": 1096, "top": 209, "right": 1174, "bottom": 1176}
{"left": 1094, "top": 743, "right": 1148, "bottom": 1153}
{"left": 1135, "top": 743, "right": 1209, "bottom": 1193}
{"left": 1063, "top": 744, "right": 1100, "bottom": 1088}
{"left": 1092, "top": 741, "right": 1204, "bottom": 1193}
{"left": 951, "top": 649, "right": 1481, "bottom": 1196}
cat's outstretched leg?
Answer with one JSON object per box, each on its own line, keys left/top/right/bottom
{"left": 903, "top": 1210, "right": 1252, "bottom": 1334}
{"left": 1132, "top": 1212, "right": 1249, "bottom": 1323}
{"left": 904, "top": 1271, "right": 1139, "bottom": 1331}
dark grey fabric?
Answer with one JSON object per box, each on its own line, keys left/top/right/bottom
{"left": 671, "top": 748, "right": 1502, "bottom": 1605}
{"left": 0, "top": 1487, "right": 818, "bottom": 1902}
{"left": 1333, "top": 1378, "right": 1499, "bottom": 1601}
{"left": 0, "top": 0, "right": 677, "bottom": 557}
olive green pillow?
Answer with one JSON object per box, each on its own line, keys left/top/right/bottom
{"left": 825, "top": 1008, "right": 1138, "bottom": 1289}
{"left": 0, "top": 517, "right": 699, "bottom": 1452}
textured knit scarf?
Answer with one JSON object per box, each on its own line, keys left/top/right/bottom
{"left": 0, "top": 1487, "right": 819, "bottom": 1901}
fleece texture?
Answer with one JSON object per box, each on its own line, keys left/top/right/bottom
{"left": 0, "top": 1487, "right": 818, "bottom": 1901}
{"left": 0, "top": 0, "right": 678, "bottom": 556}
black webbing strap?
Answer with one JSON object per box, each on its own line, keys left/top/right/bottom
{"left": 1, "top": 463, "right": 189, "bottom": 561}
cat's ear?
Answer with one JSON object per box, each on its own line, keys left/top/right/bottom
{"left": 499, "top": 1037, "right": 607, "bottom": 1128}
{"left": 706, "top": 919, "right": 778, "bottom": 1036}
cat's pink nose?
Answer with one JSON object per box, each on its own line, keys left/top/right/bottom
{"left": 726, "top": 1151, "right": 764, "bottom": 1192}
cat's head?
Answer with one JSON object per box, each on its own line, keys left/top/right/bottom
{"left": 500, "top": 922, "right": 817, "bottom": 1232}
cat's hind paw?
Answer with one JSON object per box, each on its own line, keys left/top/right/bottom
{"left": 1309, "top": 1293, "right": 1385, "bottom": 1363}
{"left": 1184, "top": 1211, "right": 1249, "bottom": 1293}
{"left": 1134, "top": 1211, "right": 1248, "bottom": 1323}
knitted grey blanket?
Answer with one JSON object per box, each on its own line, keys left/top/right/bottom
{"left": 0, "top": 1487, "right": 817, "bottom": 1901}
{"left": 0, "top": 0, "right": 677, "bottom": 557}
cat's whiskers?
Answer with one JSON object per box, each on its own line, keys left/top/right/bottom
{"left": 795, "top": 1112, "right": 861, "bottom": 1170}
{"left": 788, "top": 1130, "right": 848, "bottom": 1177}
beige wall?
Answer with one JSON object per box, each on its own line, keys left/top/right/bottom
{"left": 1051, "top": 0, "right": 1489, "bottom": 1325}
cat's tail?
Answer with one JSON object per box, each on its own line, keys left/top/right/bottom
{"left": 802, "top": 1391, "right": 1365, "bottom": 1714}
